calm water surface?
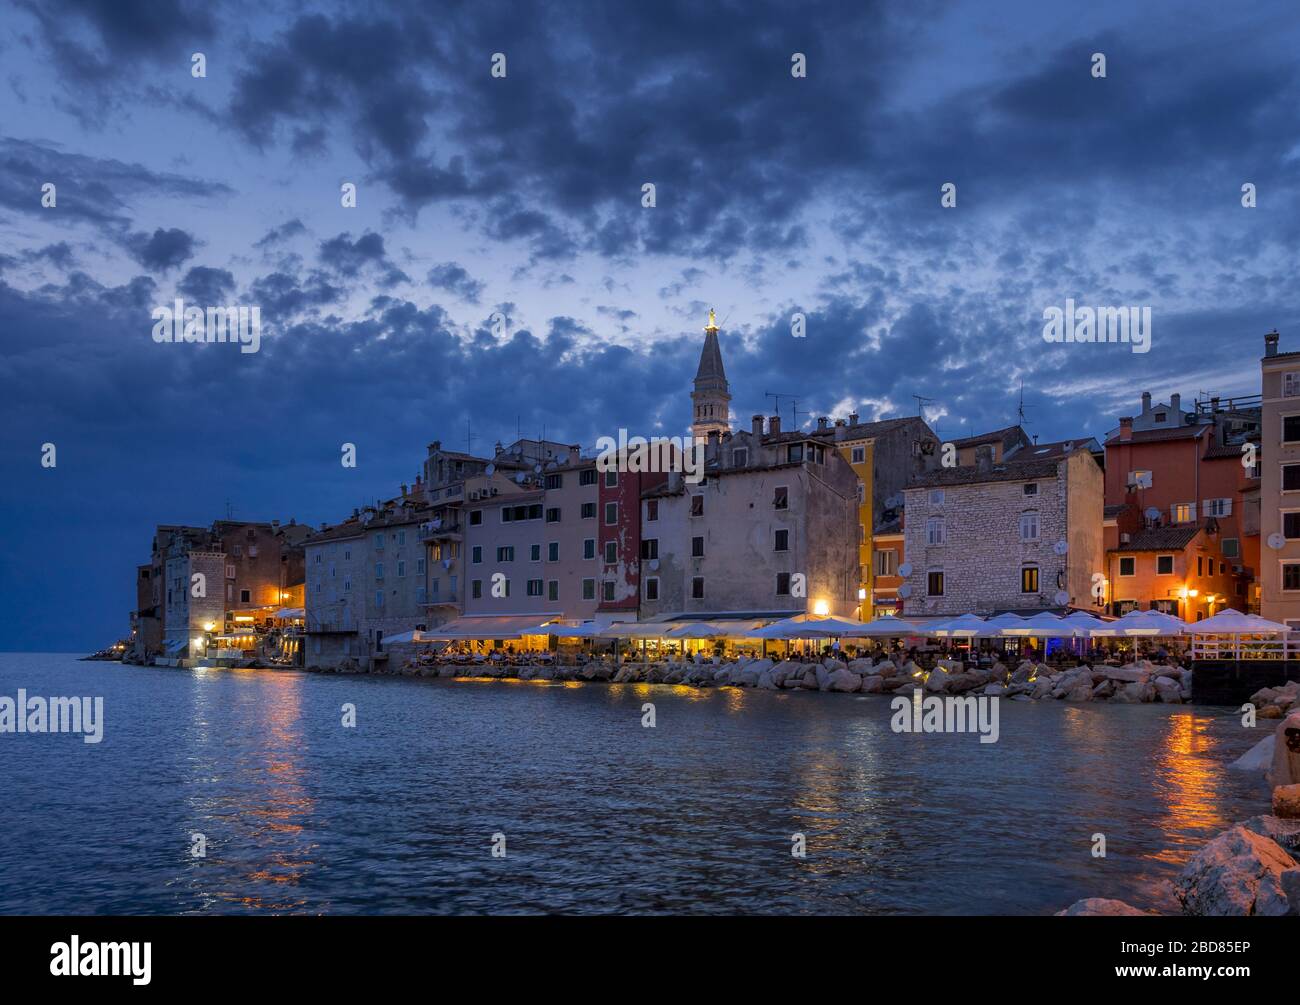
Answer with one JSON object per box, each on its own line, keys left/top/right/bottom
{"left": 0, "top": 653, "right": 1271, "bottom": 915}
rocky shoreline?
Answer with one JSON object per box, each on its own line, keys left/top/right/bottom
{"left": 312, "top": 652, "right": 1197, "bottom": 704}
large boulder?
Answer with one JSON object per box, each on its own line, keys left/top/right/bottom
{"left": 1055, "top": 898, "right": 1150, "bottom": 917}
{"left": 1240, "top": 814, "right": 1300, "bottom": 856}
{"left": 848, "top": 659, "right": 875, "bottom": 674}
{"left": 924, "top": 667, "right": 950, "bottom": 693}
{"left": 1103, "top": 666, "right": 1149, "bottom": 684}
{"left": 1273, "top": 784, "right": 1300, "bottom": 820}
{"left": 874, "top": 660, "right": 899, "bottom": 677}
{"left": 815, "top": 665, "right": 833, "bottom": 691}
{"left": 1063, "top": 683, "right": 1094, "bottom": 702}
{"left": 1030, "top": 677, "right": 1055, "bottom": 700}
{"left": 946, "top": 673, "right": 983, "bottom": 695}
{"left": 827, "top": 667, "right": 862, "bottom": 692}
{"left": 859, "top": 675, "right": 885, "bottom": 694}
{"left": 1173, "top": 825, "right": 1296, "bottom": 916}
{"left": 756, "top": 670, "right": 778, "bottom": 690}
{"left": 1152, "top": 677, "right": 1183, "bottom": 704}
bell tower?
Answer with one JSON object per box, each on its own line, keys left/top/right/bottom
{"left": 691, "top": 308, "right": 731, "bottom": 441}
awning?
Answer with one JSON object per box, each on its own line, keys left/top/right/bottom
{"left": 163, "top": 638, "right": 188, "bottom": 654}
{"left": 424, "top": 615, "right": 559, "bottom": 640}
{"left": 273, "top": 607, "right": 305, "bottom": 619}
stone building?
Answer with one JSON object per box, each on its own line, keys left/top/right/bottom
{"left": 900, "top": 447, "right": 1104, "bottom": 617}
{"left": 1260, "top": 330, "right": 1300, "bottom": 628}
{"left": 637, "top": 415, "right": 860, "bottom": 620}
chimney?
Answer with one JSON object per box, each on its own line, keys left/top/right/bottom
{"left": 568, "top": 444, "right": 580, "bottom": 462}
{"left": 401, "top": 483, "right": 409, "bottom": 497}
{"left": 817, "top": 416, "right": 829, "bottom": 430}
{"left": 1170, "top": 392, "right": 1181, "bottom": 416}
{"left": 849, "top": 411, "right": 859, "bottom": 425}
{"left": 1266, "top": 329, "right": 1280, "bottom": 357}
{"left": 667, "top": 471, "right": 683, "bottom": 492}
{"left": 430, "top": 440, "right": 441, "bottom": 452}
{"left": 769, "top": 415, "right": 781, "bottom": 435}
{"left": 833, "top": 418, "right": 848, "bottom": 442}
{"left": 1119, "top": 416, "right": 1133, "bottom": 442}
{"left": 1141, "top": 390, "right": 1151, "bottom": 413}
{"left": 752, "top": 414, "right": 764, "bottom": 437}
{"left": 975, "top": 444, "right": 993, "bottom": 471}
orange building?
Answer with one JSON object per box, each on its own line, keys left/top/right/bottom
{"left": 1103, "top": 526, "right": 1237, "bottom": 620}
{"left": 1103, "top": 391, "right": 1260, "bottom": 611}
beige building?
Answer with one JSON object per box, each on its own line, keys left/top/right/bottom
{"left": 900, "top": 447, "right": 1104, "bottom": 617}
{"left": 637, "top": 417, "right": 860, "bottom": 620}
{"left": 1259, "top": 330, "right": 1300, "bottom": 628}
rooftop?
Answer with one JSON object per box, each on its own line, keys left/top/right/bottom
{"left": 908, "top": 456, "right": 1061, "bottom": 489}
{"left": 1109, "top": 526, "right": 1202, "bottom": 552}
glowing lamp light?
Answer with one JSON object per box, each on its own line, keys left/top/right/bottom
{"left": 857, "top": 588, "right": 867, "bottom": 601}
{"left": 812, "top": 600, "right": 830, "bottom": 617}
{"left": 203, "top": 622, "right": 216, "bottom": 631}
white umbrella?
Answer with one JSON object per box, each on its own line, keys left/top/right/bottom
{"left": 1191, "top": 609, "right": 1288, "bottom": 634}
{"left": 1107, "top": 610, "right": 1189, "bottom": 636}
{"left": 539, "top": 622, "right": 605, "bottom": 638}
{"left": 664, "top": 622, "right": 722, "bottom": 639}
{"left": 800, "top": 615, "right": 874, "bottom": 637}
{"left": 604, "top": 622, "right": 670, "bottom": 639}
{"left": 929, "top": 614, "right": 991, "bottom": 637}
{"left": 380, "top": 629, "right": 442, "bottom": 645}
{"left": 983, "top": 613, "right": 1027, "bottom": 632}
{"left": 1001, "top": 612, "right": 1073, "bottom": 637}
{"left": 846, "top": 614, "right": 921, "bottom": 636}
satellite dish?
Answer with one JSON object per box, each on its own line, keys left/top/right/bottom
{"left": 1144, "top": 506, "right": 1161, "bottom": 521}
{"left": 485, "top": 463, "right": 495, "bottom": 476}
{"left": 1268, "top": 532, "right": 1286, "bottom": 550}
{"left": 515, "top": 473, "right": 527, "bottom": 484}
{"left": 442, "top": 559, "right": 451, "bottom": 570}
{"left": 534, "top": 464, "right": 543, "bottom": 473}
{"left": 1053, "top": 540, "right": 1069, "bottom": 556}
{"left": 898, "top": 584, "right": 912, "bottom": 599}
{"left": 898, "top": 562, "right": 913, "bottom": 577}
{"left": 649, "top": 559, "right": 659, "bottom": 571}
{"left": 1054, "top": 590, "right": 1070, "bottom": 606}
{"left": 885, "top": 494, "right": 904, "bottom": 509}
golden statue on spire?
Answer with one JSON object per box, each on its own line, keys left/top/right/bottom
{"left": 705, "top": 307, "right": 718, "bottom": 332}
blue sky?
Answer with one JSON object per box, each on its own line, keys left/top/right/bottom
{"left": 2, "top": 0, "right": 1298, "bottom": 650}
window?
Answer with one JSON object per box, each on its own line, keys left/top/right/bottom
{"left": 1019, "top": 512, "right": 1039, "bottom": 542}
{"left": 1222, "top": 537, "right": 1240, "bottom": 558}
{"left": 776, "top": 572, "right": 791, "bottom": 596}
{"left": 874, "top": 549, "right": 897, "bottom": 577}
{"left": 1205, "top": 498, "right": 1232, "bottom": 517}
{"left": 546, "top": 507, "right": 561, "bottom": 523}
{"left": 1197, "top": 556, "right": 1204, "bottom": 576}
{"left": 774, "top": 529, "right": 789, "bottom": 552}
{"left": 397, "top": 560, "right": 406, "bottom": 578}
{"left": 526, "top": 579, "right": 543, "bottom": 597}
{"left": 1285, "top": 512, "right": 1300, "bottom": 539}
{"left": 375, "top": 562, "right": 384, "bottom": 579}
{"left": 929, "top": 489, "right": 944, "bottom": 506}
{"left": 496, "top": 546, "right": 514, "bottom": 562}
{"left": 530, "top": 544, "right": 541, "bottom": 562}
{"left": 604, "top": 541, "right": 617, "bottom": 564}
{"left": 602, "top": 581, "right": 615, "bottom": 601}
{"left": 240, "top": 588, "right": 251, "bottom": 603}
{"left": 472, "top": 579, "right": 483, "bottom": 599}
{"left": 605, "top": 502, "right": 618, "bottom": 524}
{"left": 581, "top": 502, "right": 596, "bottom": 519}
{"left": 1154, "top": 411, "right": 1167, "bottom": 422}
{"left": 1156, "top": 554, "right": 1175, "bottom": 575}
{"left": 231, "top": 545, "right": 242, "bottom": 558}
{"left": 226, "top": 564, "right": 237, "bottom": 579}
{"left": 1284, "top": 373, "right": 1300, "bottom": 398}
{"left": 692, "top": 536, "right": 705, "bottom": 558}
{"left": 926, "top": 570, "right": 944, "bottom": 596}
{"left": 1285, "top": 464, "right": 1300, "bottom": 492}
{"left": 374, "top": 591, "right": 383, "bottom": 609}
{"left": 472, "top": 546, "right": 482, "bottom": 564}
{"left": 926, "top": 517, "right": 945, "bottom": 545}
{"left": 733, "top": 448, "right": 748, "bottom": 467}
{"left": 416, "top": 558, "right": 426, "bottom": 575}
{"left": 374, "top": 532, "right": 384, "bottom": 550}
{"left": 579, "top": 469, "right": 597, "bottom": 486}
{"left": 604, "top": 470, "right": 618, "bottom": 487}
{"left": 545, "top": 473, "right": 563, "bottom": 490}
{"left": 548, "top": 580, "right": 559, "bottom": 601}
{"left": 1284, "top": 563, "right": 1300, "bottom": 591}
{"left": 397, "top": 530, "right": 406, "bottom": 546}
{"left": 641, "top": 539, "right": 659, "bottom": 560}
{"left": 851, "top": 445, "right": 866, "bottom": 464}
{"left": 1021, "top": 566, "right": 1039, "bottom": 593}
{"left": 470, "top": 510, "right": 482, "bottom": 526}
{"left": 646, "top": 500, "right": 658, "bottom": 521}
{"left": 548, "top": 542, "right": 559, "bottom": 562}
{"left": 787, "top": 444, "right": 804, "bottom": 463}
{"left": 1284, "top": 415, "right": 1300, "bottom": 443}
{"left": 1023, "top": 483, "right": 1038, "bottom": 496}
{"left": 691, "top": 577, "right": 705, "bottom": 599}
{"left": 582, "top": 578, "right": 596, "bottom": 600}
{"left": 772, "top": 486, "right": 787, "bottom": 510}
{"left": 1118, "top": 556, "right": 1136, "bottom": 576}
{"left": 583, "top": 539, "right": 596, "bottom": 560}
{"left": 1171, "top": 503, "right": 1196, "bottom": 524}
{"left": 859, "top": 524, "right": 866, "bottom": 544}
{"left": 644, "top": 577, "right": 659, "bottom": 601}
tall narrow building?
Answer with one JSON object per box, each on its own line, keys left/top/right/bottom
{"left": 691, "top": 308, "right": 731, "bottom": 441}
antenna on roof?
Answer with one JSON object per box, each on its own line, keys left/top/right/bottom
{"left": 764, "top": 391, "right": 807, "bottom": 430}
{"left": 912, "top": 394, "right": 935, "bottom": 417}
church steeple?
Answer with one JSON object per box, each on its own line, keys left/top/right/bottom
{"left": 691, "top": 308, "right": 731, "bottom": 441}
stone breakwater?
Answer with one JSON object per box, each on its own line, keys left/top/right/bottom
{"left": 313, "top": 653, "right": 1196, "bottom": 704}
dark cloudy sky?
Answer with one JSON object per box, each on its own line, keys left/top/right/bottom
{"left": 2, "top": 0, "right": 1297, "bottom": 650}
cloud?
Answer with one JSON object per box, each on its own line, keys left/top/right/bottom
{"left": 124, "top": 227, "right": 197, "bottom": 271}
{"left": 426, "top": 262, "right": 485, "bottom": 303}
